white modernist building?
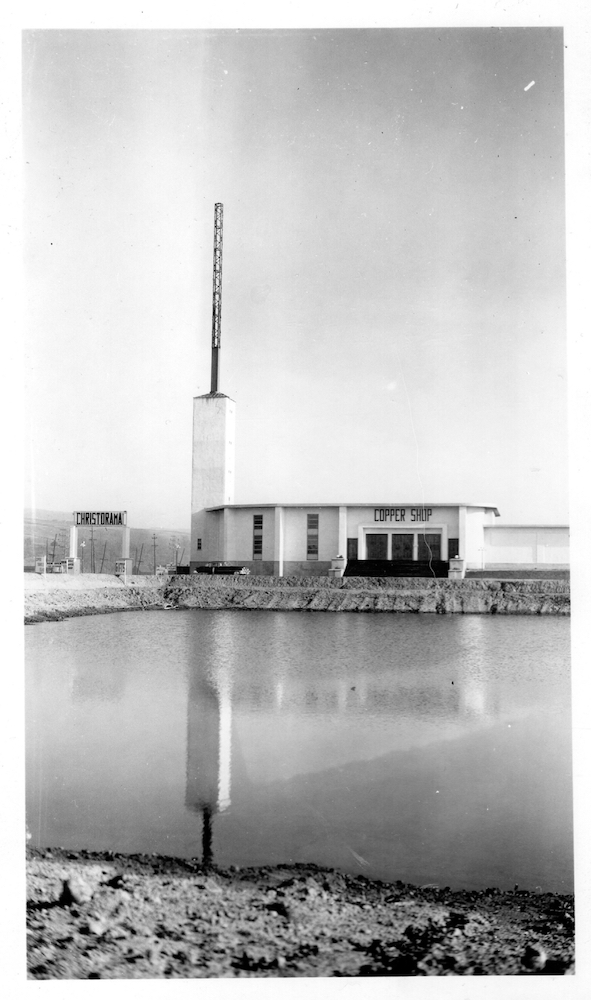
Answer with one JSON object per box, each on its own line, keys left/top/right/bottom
{"left": 189, "top": 205, "right": 569, "bottom": 578}
{"left": 188, "top": 382, "right": 567, "bottom": 576}
{"left": 192, "top": 492, "right": 498, "bottom": 576}
{"left": 189, "top": 386, "right": 569, "bottom": 577}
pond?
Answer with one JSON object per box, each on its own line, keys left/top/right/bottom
{"left": 26, "top": 610, "right": 573, "bottom": 892}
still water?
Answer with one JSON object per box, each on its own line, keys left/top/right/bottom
{"left": 26, "top": 611, "right": 573, "bottom": 892}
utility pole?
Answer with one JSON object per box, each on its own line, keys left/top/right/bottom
{"left": 100, "top": 542, "right": 107, "bottom": 574}
{"left": 90, "top": 525, "right": 95, "bottom": 573}
{"left": 137, "top": 543, "right": 144, "bottom": 575}
{"left": 169, "top": 535, "right": 178, "bottom": 568}
{"left": 152, "top": 533, "right": 157, "bottom": 575}
{"left": 202, "top": 805, "right": 213, "bottom": 867}
{"left": 58, "top": 529, "right": 68, "bottom": 563}
{"left": 210, "top": 202, "right": 223, "bottom": 393}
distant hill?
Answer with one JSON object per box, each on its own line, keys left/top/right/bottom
{"left": 24, "top": 510, "right": 190, "bottom": 573}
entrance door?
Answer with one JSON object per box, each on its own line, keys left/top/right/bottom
{"left": 418, "top": 533, "right": 441, "bottom": 561}
{"left": 366, "top": 534, "right": 388, "bottom": 560}
{"left": 391, "top": 534, "right": 414, "bottom": 560}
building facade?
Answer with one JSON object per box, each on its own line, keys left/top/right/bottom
{"left": 190, "top": 501, "right": 507, "bottom": 576}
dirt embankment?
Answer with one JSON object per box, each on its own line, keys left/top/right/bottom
{"left": 24, "top": 574, "right": 166, "bottom": 624}
{"left": 24, "top": 574, "right": 570, "bottom": 624}
{"left": 26, "top": 848, "right": 574, "bottom": 979}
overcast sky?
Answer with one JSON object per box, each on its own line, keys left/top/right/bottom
{"left": 23, "top": 27, "right": 568, "bottom": 528}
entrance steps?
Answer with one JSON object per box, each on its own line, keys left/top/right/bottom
{"left": 344, "top": 559, "right": 450, "bottom": 578}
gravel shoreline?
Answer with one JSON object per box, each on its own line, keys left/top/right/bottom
{"left": 24, "top": 574, "right": 570, "bottom": 624}
{"left": 26, "top": 848, "right": 574, "bottom": 978}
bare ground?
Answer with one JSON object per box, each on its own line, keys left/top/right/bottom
{"left": 27, "top": 848, "right": 574, "bottom": 979}
{"left": 24, "top": 574, "right": 570, "bottom": 624}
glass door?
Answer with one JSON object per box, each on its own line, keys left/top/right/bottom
{"left": 418, "top": 533, "right": 441, "bottom": 561}
{"left": 366, "top": 534, "right": 388, "bottom": 560}
{"left": 391, "top": 534, "right": 414, "bottom": 560}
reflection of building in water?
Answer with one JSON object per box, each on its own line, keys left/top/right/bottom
{"left": 183, "top": 656, "right": 504, "bottom": 809}
{"left": 227, "top": 662, "right": 507, "bottom": 788}
{"left": 185, "top": 667, "right": 232, "bottom": 863}
{"left": 459, "top": 677, "right": 490, "bottom": 718}
{"left": 228, "top": 670, "right": 499, "bottom": 722}
{"left": 215, "top": 610, "right": 501, "bottom": 720}
{"left": 183, "top": 611, "right": 506, "bottom": 827}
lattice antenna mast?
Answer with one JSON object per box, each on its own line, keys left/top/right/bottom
{"left": 210, "top": 203, "right": 223, "bottom": 393}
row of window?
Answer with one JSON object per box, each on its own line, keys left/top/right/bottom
{"left": 202, "top": 519, "right": 460, "bottom": 562}
{"left": 253, "top": 514, "right": 319, "bottom": 560}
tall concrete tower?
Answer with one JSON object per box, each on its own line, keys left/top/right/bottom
{"left": 190, "top": 204, "right": 235, "bottom": 567}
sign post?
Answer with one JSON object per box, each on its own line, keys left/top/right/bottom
{"left": 114, "top": 560, "right": 127, "bottom": 583}
{"left": 74, "top": 512, "right": 132, "bottom": 577}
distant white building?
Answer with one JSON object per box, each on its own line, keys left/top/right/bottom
{"left": 482, "top": 524, "right": 569, "bottom": 571}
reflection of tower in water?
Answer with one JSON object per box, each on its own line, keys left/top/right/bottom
{"left": 183, "top": 613, "right": 502, "bottom": 864}
{"left": 185, "top": 666, "right": 232, "bottom": 865}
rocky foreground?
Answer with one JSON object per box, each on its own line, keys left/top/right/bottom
{"left": 26, "top": 848, "right": 574, "bottom": 978}
{"left": 24, "top": 573, "right": 570, "bottom": 624}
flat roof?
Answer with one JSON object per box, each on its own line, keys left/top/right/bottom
{"left": 194, "top": 392, "right": 235, "bottom": 400}
{"left": 206, "top": 502, "right": 501, "bottom": 515}
{"left": 488, "top": 523, "right": 569, "bottom": 529}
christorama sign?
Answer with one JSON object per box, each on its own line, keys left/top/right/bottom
{"left": 73, "top": 511, "right": 127, "bottom": 526}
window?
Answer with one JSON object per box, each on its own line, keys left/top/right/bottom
{"left": 253, "top": 514, "right": 263, "bottom": 559}
{"left": 197, "top": 538, "right": 202, "bottom": 551}
{"left": 448, "top": 538, "right": 459, "bottom": 559}
{"left": 347, "top": 538, "right": 358, "bottom": 560}
{"left": 307, "top": 514, "right": 319, "bottom": 560}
